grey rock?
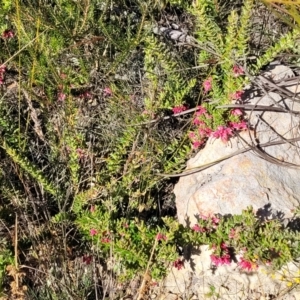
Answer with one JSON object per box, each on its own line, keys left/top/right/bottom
{"left": 153, "top": 26, "right": 196, "bottom": 44}
{"left": 175, "top": 65, "right": 300, "bottom": 226}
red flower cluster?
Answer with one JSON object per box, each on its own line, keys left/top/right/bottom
{"left": 156, "top": 233, "right": 167, "bottom": 241}
{"left": 239, "top": 257, "right": 258, "bottom": 271}
{"left": 90, "top": 228, "right": 97, "bottom": 236}
{"left": 211, "top": 216, "right": 220, "bottom": 225}
{"left": 192, "top": 224, "right": 206, "bottom": 233}
{"left": 203, "top": 77, "right": 212, "bottom": 93}
{"left": 103, "top": 87, "right": 112, "bottom": 97}
{"left": 228, "top": 120, "right": 248, "bottom": 131}
{"left": 210, "top": 243, "right": 231, "bottom": 266}
{"left": 2, "top": 29, "right": 14, "bottom": 39}
{"left": 173, "top": 258, "right": 184, "bottom": 270}
{"left": 101, "top": 237, "right": 111, "bottom": 243}
{"left": 189, "top": 106, "right": 214, "bottom": 148}
{"left": 232, "top": 65, "right": 244, "bottom": 77}
{"left": 231, "top": 108, "right": 243, "bottom": 116}
{"left": 57, "top": 92, "right": 66, "bottom": 102}
{"left": 172, "top": 105, "right": 187, "bottom": 114}
{"left": 231, "top": 90, "right": 244, "bottom": 100}
{"left": 192, "top": 214, "right": 220, "bottom": 234}
{"left": 211, "top": 121, "right": 248, "bottom": 143}
{"left": 210, "top": 253, "right": 231, "bottom": 266}
{"left": 101, "top": 231, "right": 111, "bottom": 243}
{"left": 211, "top": 126, "right": 233, "bottom": 143}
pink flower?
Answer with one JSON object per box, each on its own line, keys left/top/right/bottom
{"left": 221, "top": 254, "right": 231, "bottom": 265}
{"left": 192, "top": 141, "right": 203, "bottom": 149}
{"left": 192, "top": 224, "right": 206, "bottom": 232}
{"left": 211, "top": 216, "right": 220, "bottom": 225}
{"left": 199, "top": 214, "right": 209, "bottom": 221}
{"left": 231, "top": 108, "right": 243, "bottom": 116}
{"left": 196, "top": 106, "right": 207, "bottom": 115}
{"left": 90, "top": 206, "right": 95, "bottom": 213}
{"left": 103, "top": 87, "right": 112, "bottom": 97}
{"left": 101, "top": 237, "right": 111, "bottom": 243}
{"left": 231, "top": 90, "right": 244, "bottom": 100}
{"left": 100, "top": 231, "right": 111, "bottom": 243}
{"left": 233, "top": 65, "right": 244, "bottom": 77}
{"left": 210, "top": 254, "right": 220, "bottom": 266}
{"left": 2, "top": 29, "right": 14, "bottom": 39}
{"left": 173, "top": 259, "right": 184, "bottom": 270}
{"left": 188, "top": 132, "right": 196, "bottom": 139}
{"left": 198, "top": 127, "right": 212, "bottom": 137}
{"left": 0, "top": 65, "right": 5, "bottom": 73}
{"left": 156, "top": 233, "right": 167, "bottom": 241}
{"left": 203, "top": 77, "right": 212, "bottom": 93}
{"left": 229, "top": 121, "right": 248, "bottom": 131}
{"left": 210, "top": 254, "right": 231, "bottom": 266}
{"left": 172, "top": 105, "right": 187, "bottom": 114}
{"left": 220, "top": 242, "right": 228, "bottom": 250}
{"left": 239, "top": 258, "right": 258, "bottom": 271}
{"left": 58, "top": 92, "right": 66, "bottom": 102}
{"left": 193, "top": 118, "right": 205, "bottom": 126}
{"left": 211, "top": 126, "right": 233, "bottom": 142}
{"left": 228, "top": 228, "right": 236, "bottom": 239}
{"left": 90, "top": 228, "right": 97, "bottom": 236}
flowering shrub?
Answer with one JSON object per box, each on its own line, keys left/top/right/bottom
{"left": 0, "top": 0, "right": 299, "bottom": 297}
{"left": 184, "top": 207, "right": 300, "bottom": 272}
{"left": 186, "top": 101, "right": 248, "bottom": 148}
{"left": 77, "top": 207, "right": 181, "bottom": 280}
{"left": 170, "top": 62, "right": 249, "bottom": 149}
{"left": 75, "top": 206, "right": 300, "bottom": 281}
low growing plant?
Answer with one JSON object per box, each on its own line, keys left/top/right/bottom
{"left": 0, "top": 0, "right": 299, "bottom": 297}
{"left": 75, "top": 206, "right": 299, "bottom": 281}
{"left": 183, "top": 207, "right": 300, "bottom": 271}
{"left": 182, "top": 0, "right": 300, "bottom": 148}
